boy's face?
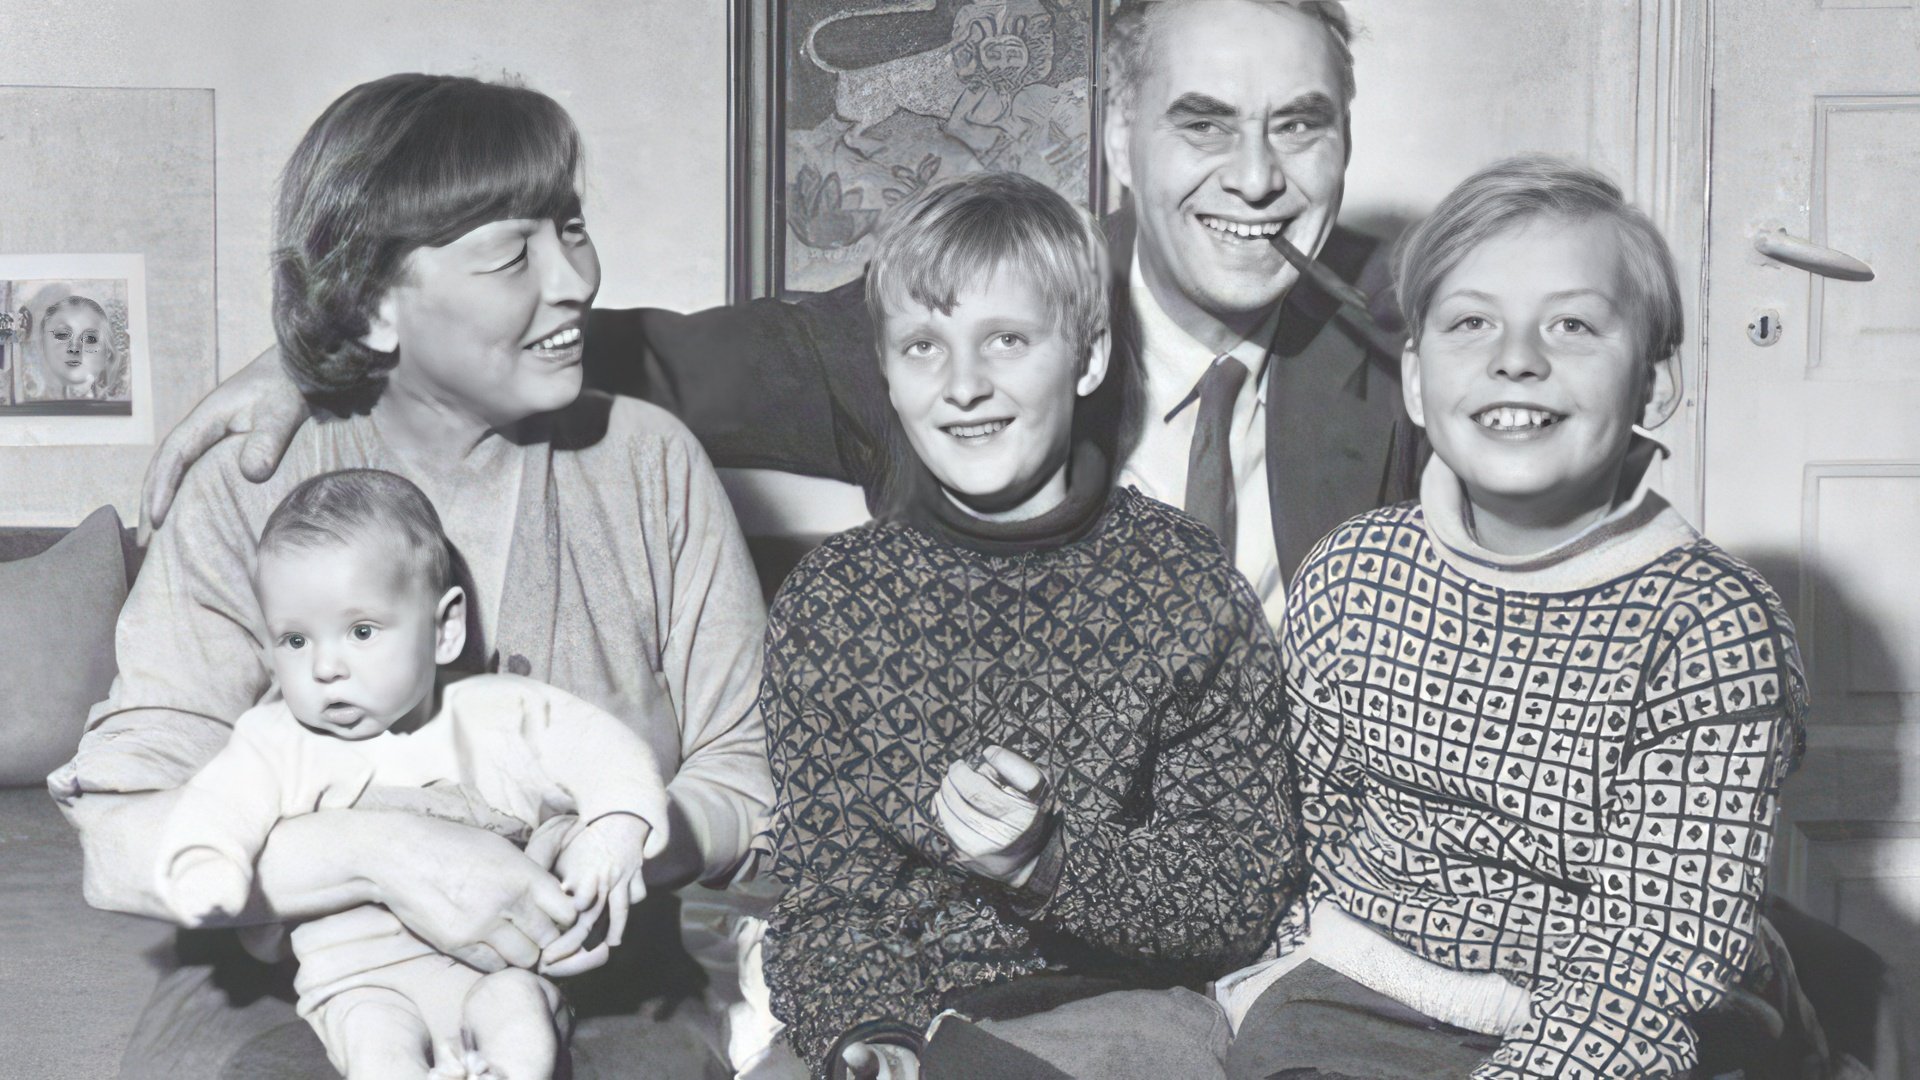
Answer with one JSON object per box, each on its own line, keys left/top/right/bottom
{"left": 880, "top": 266, "right": 1107, "bottom": 517}
{"left": 255, "top": 536, "right": 459, "bottom": 740}
{"left": 1403, "top": 216, "right": 1674, "bottom": 520}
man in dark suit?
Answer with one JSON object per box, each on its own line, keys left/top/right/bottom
{"left": 146, "top": 0, "right": 1416, "bottom": 626}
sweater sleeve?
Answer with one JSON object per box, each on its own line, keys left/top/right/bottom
{"left": 582, "top": 282, "right": 893, "bottom": 492}
{"left": 1014, "top": 565, "right": 1295, "bottom": 971}
{"left": 758, "top": 582, "right": 929, "bottom": 1076}
{"left": 1277, "top": 531, "right": 1363, "bottom": 951}
{"left": 1475, "top": 564, "right": 1808, "bottom": 1080}
{"left": 152, "top": 705, "right": 296, "bottom": 922}
{"left": 512, "top": 680, "right": 670, "bottom": 858}
{"left": 650, "top": 424, "right": 776, "bottom": 886}
{"left": 55, "top": 444, "right": 274, "bottom": 799}
{"left": 760, "top": 558, "right": 1033, "bottom": 1077}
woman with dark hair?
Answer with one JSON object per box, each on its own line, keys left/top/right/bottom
{"left": 48, "top": 74, "right": 772, "bottom": 1078}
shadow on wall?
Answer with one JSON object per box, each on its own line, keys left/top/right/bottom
{"left": 1747, "top": 553, "right": 1920, "bottom": 1073}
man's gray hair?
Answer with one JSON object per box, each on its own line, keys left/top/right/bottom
{"left": 1104, "top": 1, "right": 1357, "bottom": 117}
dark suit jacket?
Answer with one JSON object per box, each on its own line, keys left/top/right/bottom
{"left": 584, "top": 209, "right": 1422, "bottom": 580}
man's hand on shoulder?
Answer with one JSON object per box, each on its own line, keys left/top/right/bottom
{"left": 144, "top": 345, "right": 311, "bottom": 527}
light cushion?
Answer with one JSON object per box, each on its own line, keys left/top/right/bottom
{"left": 0, "top": 505, "right": 127, "bottom": 786}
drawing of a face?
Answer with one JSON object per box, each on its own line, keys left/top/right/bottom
{"left": 952, "top": 3, "right": 1056, "bottom": 97}
{"left": 40, "top": 299, "right": 115, "bottom": 391}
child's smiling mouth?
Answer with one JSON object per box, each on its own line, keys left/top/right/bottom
{"left": 1471, "top": 405, "right": 1566, "bottom": 434}
{"left": 942, "top": 418, "right": 1013, "bottom": 444}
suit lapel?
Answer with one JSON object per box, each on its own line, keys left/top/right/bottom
{"left": 1264, "top": 265, "right": 1404, "bottom": 581}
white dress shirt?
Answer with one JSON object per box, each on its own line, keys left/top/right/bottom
{"left": 1115, "top": 257, "right": 1286, "bottom": 631}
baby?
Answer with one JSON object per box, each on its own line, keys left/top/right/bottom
{"left": 1231, "top": 156, "right": 1809, "bottom": 1079}
{"left": 155, "top": 468, "right": 669, "bottom": 1080}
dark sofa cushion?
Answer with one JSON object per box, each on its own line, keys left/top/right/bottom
{"left": 0, "top": 505, "right": 128, "bottom": 786}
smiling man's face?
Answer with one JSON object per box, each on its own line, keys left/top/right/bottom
{"left": 1106, "top": 0, "right": 1349, "bottom": 347}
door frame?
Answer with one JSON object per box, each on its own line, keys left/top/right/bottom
{"left": 1633, "top": 0, "right": 1713, "bottom": 525}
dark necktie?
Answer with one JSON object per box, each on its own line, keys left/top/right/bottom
{"left": 1184, "top": 355, "right": 1248, "bottom": 560}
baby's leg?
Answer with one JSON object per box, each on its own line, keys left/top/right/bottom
{"left": 161, "top": 846, "right": 254, "bottom": 923}
{"left": 326, "top": 986, "right": 434, "bottom": 1080}
{"left": 461, "top": 968, "right": 569, "bottom": 1079}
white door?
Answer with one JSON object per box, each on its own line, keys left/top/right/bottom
{"left": 1704, "top": 0, "right": 1920, "bottom": 1027}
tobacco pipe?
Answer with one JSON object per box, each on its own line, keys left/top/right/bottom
{"left": 1271, "top": 233, "right": 1407, "bottom": 360}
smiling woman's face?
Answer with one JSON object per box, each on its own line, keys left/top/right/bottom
{"left": 366, "top": 212, "right": 601, "bottom": 429}
{"left": 41, "top": 303, "right": 113, "bottom": 388}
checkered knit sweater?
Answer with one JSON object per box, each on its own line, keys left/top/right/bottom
{"left": 1282, "top": 453, "right": 1807, "bottom": 1079}
{"left": 760, "top": 485, "right": 1295, "bottom": 1072}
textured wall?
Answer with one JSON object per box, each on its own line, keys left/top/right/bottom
{"left": 0, "top": 0, "right": 728, "bottom": 381}
{"left": 0, "top": 1, "right": 1645, "bottom": 529}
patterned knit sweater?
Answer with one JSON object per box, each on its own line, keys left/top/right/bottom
{"left": 760, "top": 484, "right": 1295, "bottom": 1072}
{"left": 1282, "top": 450, "right": 1807, "bottom": 1079}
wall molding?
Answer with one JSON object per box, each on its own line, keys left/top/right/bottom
{"left": 1806, "top": 93, "right": 1920, "bottom": 376}
{"left": 1634, "top": 0, "right": 1713, "bottom": 524}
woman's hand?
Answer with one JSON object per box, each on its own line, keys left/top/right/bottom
{"left": 143, "top": 345, "right": 310, "bottom": 527}
{"left": 934, "top": 745, "right": 1053, "bottom": 887}
{"left": 368, "top": 814, "right": 580, "bottom": 973}
{"left": 840, "top": 1041, "right": 920, "bottom": 1080}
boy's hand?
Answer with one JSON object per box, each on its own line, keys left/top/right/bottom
{"left": 840, "top": 1041, "right": 920, "bottom": 1080}
{"left": 538, "top": 813, "right": 651, "bottom": 975}
{"left": 935, "top": 745, "right": 1053, "bottom": 886}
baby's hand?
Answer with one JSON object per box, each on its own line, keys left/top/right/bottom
{"left": 538, "top": 813, "right": 651, "bottom": 974}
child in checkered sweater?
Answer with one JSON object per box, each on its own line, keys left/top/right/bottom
{"left": 1224, "top": 157, "right": 1810, "bottom": 1080}
{"left": 758, "top": 173, "right": 1302, "bottom": 1080}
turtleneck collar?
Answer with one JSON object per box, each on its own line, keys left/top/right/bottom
{"left": 1419, "top": 433, "right": 1700, "bottom": 593}
{"left": 899, "top": 438, "right": 1113, "bottom": 558}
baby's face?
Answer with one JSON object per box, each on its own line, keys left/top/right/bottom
{"left": 1404, "top": 216, "right": 1657, "bottom": 520}
{"left": 255, "top": 538, "right": 441, "bottom": 739}
{"left": 878, "top": 265, "right": 1098, "bottom": 518}
{"left": 41, "top": 304, "right": 113, "bottom": 387}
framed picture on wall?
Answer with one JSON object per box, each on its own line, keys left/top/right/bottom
{"left": 728, "top": 0, "right": 1108, "bottom": 302}
{"left": 0, "top": 254, "right": 152, "bottom": 444}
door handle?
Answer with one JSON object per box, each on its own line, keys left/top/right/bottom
{"left": 1754, "top": 228, "right": 1875, "bottom": 282}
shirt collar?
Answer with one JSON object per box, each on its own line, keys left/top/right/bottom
{"left": 1131, "top": 252, "right": 1277, "bottom": 416}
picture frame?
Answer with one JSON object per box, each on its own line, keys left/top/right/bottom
{"left": 0, "top": 253, "right": 153, "bottom": 445}
{"left": 728, "top": 0, "right": 1109, "bottom": 303}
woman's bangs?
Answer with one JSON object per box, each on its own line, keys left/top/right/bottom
{"left": 392, "top": 92, "right": 582, "bottom": 248}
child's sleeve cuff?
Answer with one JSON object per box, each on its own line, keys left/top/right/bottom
{"left": 1008, "top": 827, "right": 1068, "bottom": 917}
{"left": 825, "top": 1018, "right": 927, "bottom": 1080}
